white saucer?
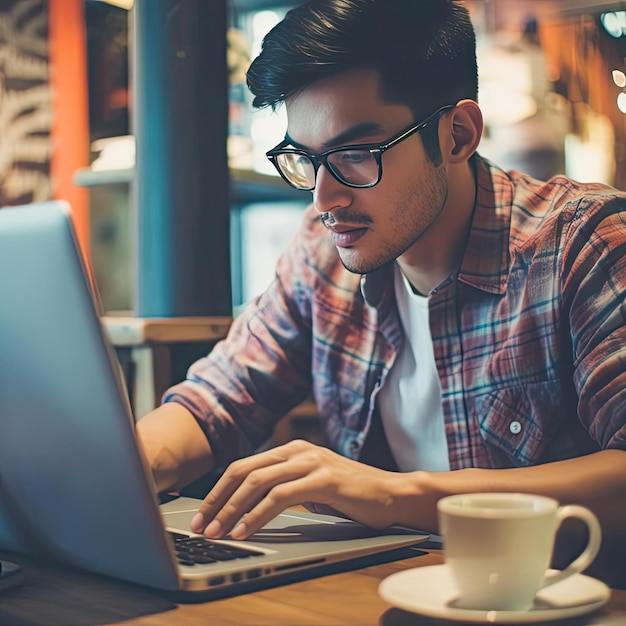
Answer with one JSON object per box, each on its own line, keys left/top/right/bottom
{"left": 378, "top": 564, "right": 610, "bottom": 624}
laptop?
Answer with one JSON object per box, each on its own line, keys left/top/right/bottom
{"left": 0, "top": 201, "right": 428, "bottom": 596}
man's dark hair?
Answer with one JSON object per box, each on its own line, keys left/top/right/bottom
{"left": 246, "top": 0, "right": 478, "bottom": 162}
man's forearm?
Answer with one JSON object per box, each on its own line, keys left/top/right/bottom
{"left": 135, "top": 402, "right": 214, "bottom": 493}
{"left": 405, "top": 449, "right": 626, "bottom": 534}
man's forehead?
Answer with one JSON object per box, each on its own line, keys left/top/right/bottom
{"left": 285, "top": 68, "right": 382, "bottom": 112}
{"left": 284, "top": 72, "right": 412, "bottom": 149}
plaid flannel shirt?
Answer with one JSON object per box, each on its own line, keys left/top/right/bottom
{"left": 164, "top": 155, "right": 626, "bottom": 470}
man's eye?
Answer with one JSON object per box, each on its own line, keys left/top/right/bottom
{"left": 337, "top": 150, "right": 370, "bottom": 164}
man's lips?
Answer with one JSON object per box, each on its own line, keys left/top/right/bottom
{"left": 327, "top": 223, "right": 362, "bottom": 233}
{"left": 320, "top": 212, "right": 371, "bottom": 246}
{"left": 326, "top": 223, "right": 369, "bottom": 246}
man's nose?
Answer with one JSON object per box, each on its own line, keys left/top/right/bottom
{"left": 313, "top": 164, "right": 352, "bottom": 216}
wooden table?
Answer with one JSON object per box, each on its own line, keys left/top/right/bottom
{"left": 1, "top": 547, "right": 624, "bottom": 625}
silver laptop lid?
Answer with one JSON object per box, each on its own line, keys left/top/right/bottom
{"left": 0, "top": 202, "right": 180, "bottom": 590}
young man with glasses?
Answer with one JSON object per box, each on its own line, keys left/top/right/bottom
{"left": 137, "top": 0, "right": 626, "bottom": 581}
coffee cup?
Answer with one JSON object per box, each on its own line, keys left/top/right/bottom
{"left": 437, "top": 492, "right": 602, "bottom": 612}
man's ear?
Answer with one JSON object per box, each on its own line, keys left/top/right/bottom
{"left": 442, "top": 99, "right": 483, "bottom": 163}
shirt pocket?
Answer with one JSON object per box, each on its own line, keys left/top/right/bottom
{"left": 476, "top": 380, "right": 563, "bottom": 467}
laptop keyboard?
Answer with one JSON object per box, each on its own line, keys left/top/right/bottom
{"left": 168, "top": 531, "right": 264, "bottom": 566}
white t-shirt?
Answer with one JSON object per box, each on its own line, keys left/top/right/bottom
{"left": 378, "top": 264, "right": 450, "bottom": 472}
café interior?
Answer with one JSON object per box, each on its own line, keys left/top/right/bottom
{"left": 1, "top": 0, "right": 626, "bottom": 623}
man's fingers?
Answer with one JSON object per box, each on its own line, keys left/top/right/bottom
{"left": 191, "top": 447, "right": 294, "bottom": 532}
{"left": 230, "top": 477, "right": 318, "bottom": 539}
{"left": 196, "top": 459, "right": 311, "bottom": 537}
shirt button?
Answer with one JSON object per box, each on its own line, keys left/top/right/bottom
{"left": 510, "top": 421, "right": 522, "bottom": 435}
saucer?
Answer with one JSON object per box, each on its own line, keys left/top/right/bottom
{"left": 378, "top": 564, "right": 610, "bottom": 624}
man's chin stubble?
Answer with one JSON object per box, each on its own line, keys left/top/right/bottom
{"left": 336, "top": 250, "right": 392, "bottom": 276}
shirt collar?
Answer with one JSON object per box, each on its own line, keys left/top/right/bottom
{"left": 457, "top": 155, "right": 513, "bottom": 295}
{"left": 360, "top": 263, "right": 393, "bottom": 308}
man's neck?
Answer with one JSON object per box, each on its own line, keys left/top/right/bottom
{"left": 398, "top": 160, "right": 477, "bottom": 295}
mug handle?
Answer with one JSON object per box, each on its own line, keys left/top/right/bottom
{"left": 539, "top": 504, "right": 602, "bottom": 590}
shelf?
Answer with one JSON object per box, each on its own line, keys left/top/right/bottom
{"left": 74, "top": 166, "right": 307, "bottom": 203}
{"left": 74, "top": 167, "right": 134, "bottom": 187}
{"left": 102, "top": 313, "right": 232, "bottom": 346}
{"left": 229, "top": 167, "right": 305, "bottom": 203}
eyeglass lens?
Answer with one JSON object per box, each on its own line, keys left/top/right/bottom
{"left": 276, "top": 150, "right": 379, "bottom": 189}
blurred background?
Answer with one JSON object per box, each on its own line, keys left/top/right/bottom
{"left": 0, "top": 0, "right": 624, "bottom": 315}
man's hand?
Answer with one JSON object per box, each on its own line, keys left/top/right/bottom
{"left": 190, "top": 439, "right": 413, "bottom": 540}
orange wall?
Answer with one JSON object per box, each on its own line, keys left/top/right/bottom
{"left": 48, "top": 0, "right": 92, "bottom": 265}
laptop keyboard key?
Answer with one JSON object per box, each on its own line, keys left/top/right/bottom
{"left": 168, "top": 532, "right": 263, "bottom": 566}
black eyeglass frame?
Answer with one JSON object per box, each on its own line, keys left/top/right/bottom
{"left": 266, "top": 104, "right": 455, "bottom": 191}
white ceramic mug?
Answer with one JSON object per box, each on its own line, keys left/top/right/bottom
{"left": 437, "top": 492, "right": 602, "bottom": 612}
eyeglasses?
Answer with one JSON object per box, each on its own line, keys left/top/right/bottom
{"left": 266, "top": 104, "right": 454, "bottom": 191}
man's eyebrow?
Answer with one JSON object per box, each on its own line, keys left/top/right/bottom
{"left": 285, "top": 122, "right": 386, "bottom": 152}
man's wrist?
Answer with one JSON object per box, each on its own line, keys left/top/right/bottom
{"left": 387, "top": 470, "right": 439, "bottom": 532}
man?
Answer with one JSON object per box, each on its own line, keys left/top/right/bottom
{"left": 137, "top": 0, "right": 626, "bottom": 579}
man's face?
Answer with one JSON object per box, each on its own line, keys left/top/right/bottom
{"left": 284, "top": 68, "right": 449, "bottom": 275}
